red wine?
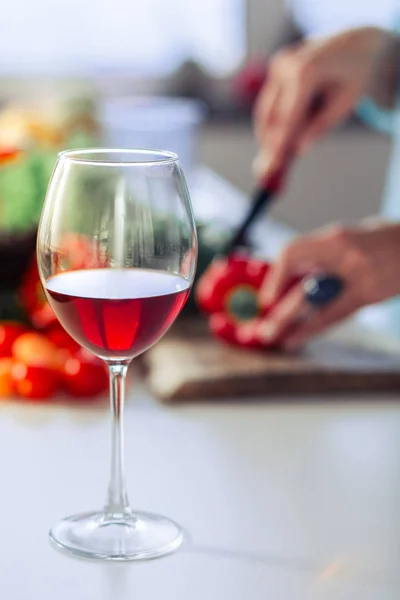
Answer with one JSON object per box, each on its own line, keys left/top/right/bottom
{"left": 46, "top": 269, "right": 190, "bottom": 359}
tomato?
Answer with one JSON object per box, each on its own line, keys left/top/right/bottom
{"left": 19, "top": 255, "right": 57, "bottom": 329}
{"left": 46, "top": 325, "right": 80, "bottom": 355}
{"left": 30, "top": 302, "right": 57, "bottom": 330}
{"left": 0, "top": 322, "right": 27, "bottom": 357}
{"left": 57, "top": 233, "right": 95, "bottom": 270}
{"left": 0, "top": 148, "right": 22, "bottom": 165}
{"left": 12, "top": 332, "right": 60, "bottom": 369}
{"left": 12, "top": 363, "right": 59, "bottom": 400}
{"left": 232, "top": 60, "right": 266, "bottom": 106}
{"left": 0, "top": 357, "right": 16, "bottom": 397}
{"left": 62, "top": 353, "right": 108, "bottom": 398}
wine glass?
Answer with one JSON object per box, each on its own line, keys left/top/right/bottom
{"left": 37, "top": 149, "right": 197, "bottom": 561}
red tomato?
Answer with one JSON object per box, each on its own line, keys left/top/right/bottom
{"left": 0, "top": 357, "right": 16, "bottom": 397}
{"left": 12, "top": 332, "right": 60, "bottom": 369}
{"left": 0, "top": 322, "right": 27, "bottom": 357}
{"left": 0, "top": 148, "right": 22, "bottom": 165}
{"left": 46, "top": 325, "right": 80, "bottom": 354}
{"left": 12, "top": 363, "right": 59, "bottom": 400}
{"left": 62, "top": 353, "right": 108, "bottom": 398}
{"left": 232, "top": 60, "right": 266, "bottom": 105}
{"left": 30, "top": 302, "right": 57, "bottom": 330}
{"left": 19, "top": 255, "right": 57, "bottom": 329}
{"left": 58, "top": 233, "right": 95, "bottom": 270}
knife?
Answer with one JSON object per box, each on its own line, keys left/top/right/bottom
{"left": 224, "top": 159, "right": 290, "bottom": 255}
{"left": 224, "top": 94, "right": 324, "bottom": 255}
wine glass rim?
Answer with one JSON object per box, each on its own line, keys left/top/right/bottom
{"left": 58, "top": 148, "right": 180, "bottom": 166}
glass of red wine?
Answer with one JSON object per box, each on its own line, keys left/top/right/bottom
{"left": 37, "top": 149, "right": 197, "bottom": 561}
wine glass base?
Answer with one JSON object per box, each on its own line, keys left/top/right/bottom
{"left": 49, "top": 510, "right": 184, "bottom": 561}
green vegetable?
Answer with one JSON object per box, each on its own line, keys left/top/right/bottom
{"left": 0, "top": 134, "right": 98, "bottom": 234}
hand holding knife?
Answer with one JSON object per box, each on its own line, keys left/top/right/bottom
{"left": 224, "top": 95, "right": 324, "bottom": 255}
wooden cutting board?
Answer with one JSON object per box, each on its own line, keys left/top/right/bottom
{"left": 143, "top": 318, "right": 400, "bottom": 402}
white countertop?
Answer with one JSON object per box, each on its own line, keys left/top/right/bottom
{"left": 1, "top": 170, "right": 399, "bottom": 598}
{"left": 0, "top": 382, "right": 399, "bottom": 599}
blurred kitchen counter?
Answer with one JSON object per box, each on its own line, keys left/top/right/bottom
{"left": 199, "top": 122, "right": 391, "bottom": 233}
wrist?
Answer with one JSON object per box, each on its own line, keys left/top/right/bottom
{"left": 362, "top": 27, "right": 400, "bottom": 108}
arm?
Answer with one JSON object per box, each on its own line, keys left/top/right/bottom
{"left": 357, "top": 25, "right": 400, "bottom": 134}
{"left": 365, "top": 26, "right": 400, "bottom": 110}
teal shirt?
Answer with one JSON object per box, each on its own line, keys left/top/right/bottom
{"left": 357, "top": 98, "right": 400, "bottom": 220}
{"left": 357, "top": 19, "right": 400, "bottom": 219}
{"left": 356, "top": 37, "right": 400, "bottom": 336}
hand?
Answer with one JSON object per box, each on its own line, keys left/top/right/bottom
{"left": 253, "top": 27, "right": 389, "bottom": 179}
{"left": 240, "top": 220, "right": 400, "bottom": 350}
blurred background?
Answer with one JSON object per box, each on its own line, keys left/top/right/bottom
{"left": 0, "top": 0, "right": 398, "bottom": 399}
{"left": 1, "top": 0, "right": 397, "bottom": 229}
{"left": 0, "top": 0, "right": 398, "bottom": 289}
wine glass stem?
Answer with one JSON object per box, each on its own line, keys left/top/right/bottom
{"left": 104, "top": 362, "right": 131, "bottom": 519}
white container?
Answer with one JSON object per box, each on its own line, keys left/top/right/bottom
{"left": 98, "top": 96, "right": 206, "bottom": 177}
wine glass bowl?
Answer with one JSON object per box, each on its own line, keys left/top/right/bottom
{"left": 37, "top": 149, "right": 197, "bottom": 561}
{"left": 45, "top": 268, "right": 191, "bottom": 361}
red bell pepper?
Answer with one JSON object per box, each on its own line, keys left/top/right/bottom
{"left": 196, "top": 252, "right": 279, "bottom": 349}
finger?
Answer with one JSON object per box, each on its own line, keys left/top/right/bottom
{"left": 253, "top": 91, "right": 280, "bottom": 181}
{"left": 260, "top": 236, "right": 328, "bottom": 306}
{"left": 283, "top": 295, "right": 357, "bottom": 349}
{"left": 254, "top": 88, "right": 283, "bottom": 179}
{"left": 254, "top": 81, "right": 281, "bottom": 143}
{"left": 268, "top": 83, "right": 312, "bottom": 174}
{"left": 236, "top": 319, "right": 261, "bottom": 344}
{"left": 257, "top": 284, "right": 305, "bottom": 344}
{"left": 296, "top": 88, "right": 358, "bottom": 154}
{"left": 252, "top": 152, "right": 272, "bottom": 180}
